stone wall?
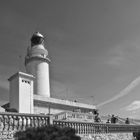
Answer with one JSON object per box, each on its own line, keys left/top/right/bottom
{"left": 0, "top": 112, "right": 50, "bottom": 140}
{"left": 0, "top": 131, "right": 15, "bottom": 140}
{"left": 0, "top": 131, "right": 135, "bottom": 140}
{"left": 81, "top": 133, "right": 135, "bottom": 140}
{"left": 0, "top": 112, "right": 139, "bottom": 140}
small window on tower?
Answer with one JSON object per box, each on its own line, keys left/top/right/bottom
{"left": 21, "top": 79, "right": 30, "bottom": 84}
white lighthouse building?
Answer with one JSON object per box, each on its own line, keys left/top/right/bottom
{"left": 25, "top": 32, "right": 50, "bottom": 97}
{"left": 7, "top": 32, "right": 96, "bottom": 115}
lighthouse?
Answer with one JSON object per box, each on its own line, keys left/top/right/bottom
{"left": 7, "top": 32, "right": 96, "bottom": 114}
{"left": 25, "top": 32, "right": 50, "bottom": 97}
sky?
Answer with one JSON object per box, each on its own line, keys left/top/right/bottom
{"left": 1, "top": 0, "right": 140, "bottom": 118}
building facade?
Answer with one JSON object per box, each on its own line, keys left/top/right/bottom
{"left": 7, "top": 32, "right": 96, "bottom": 116}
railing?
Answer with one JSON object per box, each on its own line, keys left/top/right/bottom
{"left": 0, "top": 112, "right": 139, "bottom": 135}
{"left": 0, "top": 112, "right": 49, "bottom": 131}
{"left": 53, "top": 120, "right": 140, "bottom": 134}
{"left": 54, "top": 111, "right": 95, "bottom": 122}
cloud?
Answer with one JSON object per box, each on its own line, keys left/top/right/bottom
{"left": 97, "top": 76, "right": 140, "bottom": 107}
{"left": 106, "top": 55, "right": 124, "bottom": 66}
{"left": 106, "top": 45, "right": 124, "bottom": 66}
{"left": 97, "top": 40, "right": 140, "bottom": 108}
{"left": 119, "top": 100, "right": 140, "bottom": 119}
{"left": 124, "top": 101, "right": 140, "bottom": 111}
{"left": 105, "top": 40, "right": 140, "bottom": 67}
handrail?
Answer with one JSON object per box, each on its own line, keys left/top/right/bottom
{"left": 0, "top": 112, "right": 50, "bottom": 131}
{"left": 0, "top": 112, "right": 139, "bottom": 135}
{"left": 53, "top": 119, "right": 140, "bottom": 134}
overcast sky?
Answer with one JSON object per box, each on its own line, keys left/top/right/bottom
{"left": 1, "top": 0, "right": 140, "bottom": 118}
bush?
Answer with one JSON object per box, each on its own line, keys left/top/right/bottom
{"left": 14, "top": 125, "right": 81, "bottom": 140}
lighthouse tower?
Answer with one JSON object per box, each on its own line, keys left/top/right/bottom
{"left": 7, "top": 32, "right": 96, "bottom": 114}
{"left": 25, "top": 32, "right": 50, "bottom": 97}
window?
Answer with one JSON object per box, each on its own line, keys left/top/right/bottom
{"left": 22, "top": 79, "right": 30, "bottom": 84}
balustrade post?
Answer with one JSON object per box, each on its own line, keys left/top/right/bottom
{"left": 33, "top": 116, "right": 37, "bottom": 127}
{"left": 85, "top": 123, "right": 87, "bottom": 134}
{"left": 48, "top": 115, "right": 53, "bottom": 125}
{"left": 7, "top": 115, "right": 11, "bottom": 131}
{"left": 16, "top": 116, "right": 20, "bottom": 130}
{"left": 40, "top": 117, "right": 45, "bottom": 126}
{"left": 25, "top": 116, "right": 29, "bottom": 129}
{"left": 37, "top": 117, "right": 41, "bottom": 127}
{"left": 44, "top": 116, "right": 49, "bottom": 126}
{"left": 21, "top": 116, "right": 25, "bottom": 130}
{"left": 77, "top": 123, "right": 80, "bottom": 134}
{"left": 30, "top": 116, "right": 33, "bottom": 127}
{"left": 2, "top": 115, "right": 6, "bottom": 131}
{"left": 106, "top": 124, "right": 109, "bottom": 133}
{"left": 14, "top": 116, "right": 19, "bottom": 130}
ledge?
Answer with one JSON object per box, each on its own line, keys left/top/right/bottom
{"left": 25, "top": 56, "right": 50, "bottom": 65}
{"left": 8, "top": 71, "right": 35, "bottom": 81}
{"left": 34, "top": 95, "right": 96, "bottom": 110}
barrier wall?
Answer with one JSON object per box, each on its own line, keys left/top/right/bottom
{"left": 53, "top": 120, "right": 140, "bottom": 134}
{"left": 80, "top": 133, "right": 134, "bottom": 140}
{"left": 0, "top": 112, "right": 49, "bottom": 140}
{"left": 0, "top": 112, "right": 139, "bottom": 139}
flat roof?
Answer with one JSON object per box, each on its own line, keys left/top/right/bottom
{"left": 34, "top": 95, "right": 96, "bottom": 110}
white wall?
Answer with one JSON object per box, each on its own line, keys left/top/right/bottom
{"left": 9, "top": 72, "right": 34, "bottom": 113}
{"left": 19, "top": 76, "right": 34, "bottom": 113}
{"left": 26, "top": 60, "right": 50, "bottom": 97}
{"left": 9, "top": 75, "right": 19, "bottom": 111}
{"left": 34, "top": 106, "right": 67, "bottom": 115}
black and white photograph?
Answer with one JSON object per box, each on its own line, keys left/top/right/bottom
{"left": 0, "top": 0, "right": 140, "bottom": 139}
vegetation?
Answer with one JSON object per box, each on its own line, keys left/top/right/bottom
{"left": 14, "top": 125, "right": 81, "bottom": 140}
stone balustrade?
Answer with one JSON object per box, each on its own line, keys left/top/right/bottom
{"left": 53, "top": 120, "right": 140, "bottom": 134}
{"left": 0, "top": 112, "right": 49, "bottom": 131}
{"left": 0, "top": 112, "right": 139, "bottom": 139}
{"left": 0, "top": 112, "right": 139, "bottom": 134}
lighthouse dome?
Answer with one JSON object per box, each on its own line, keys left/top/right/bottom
{"left": 31, "top": 32, "right": 44, "bottom": 47}
{"left": 25, "top": 32, "right": 48, "bottom": 58}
